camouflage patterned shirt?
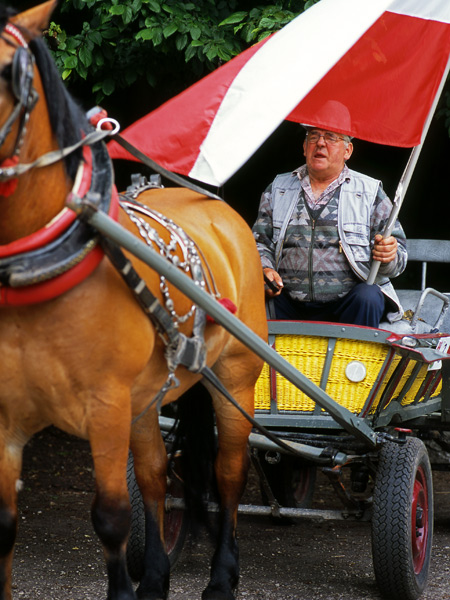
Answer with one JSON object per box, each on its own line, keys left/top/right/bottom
{"left": 252, "top": 165, "right": 407, "bottom": 303}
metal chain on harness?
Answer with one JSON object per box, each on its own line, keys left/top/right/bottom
{"left": 120, "top": 192, "right": 220, "bottom": 328}
{"left": 105, "top": 182, "right": 225, "bottom": 422}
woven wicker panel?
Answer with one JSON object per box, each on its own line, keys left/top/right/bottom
{"left": 429, "top": 378, "right": 442, "bottom": 399}
{"left": 254, "top": 361, "right": 271, "bottom": 410}
{"left": 253, "top": 333, "right": 444, "bottom": 415}
{"left": 254, "top": 335, "right": 392, "bottom": 414}
{"left": 275, "top": 335, "right": 328, "bottom": 411}
{"left": 398, "top": 364, "right": 442, "bottom": 405}
{"left": 369, "top": 354, "right": 402, "bottom": 413}
{"left": 324, "top": 339, "right": 389, "bottom": 413}
{"left": 367, "top": 357, "right": 442, "bottom": 412}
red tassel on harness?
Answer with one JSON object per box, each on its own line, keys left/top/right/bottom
{"left": 0, "top": 157, "right": 19, "bottom": 197}
{"left": 87, "top": 107, "right": 114, "bottom": 130}
{"left": 206, "top": 298, "right": 237, "bottom": 323}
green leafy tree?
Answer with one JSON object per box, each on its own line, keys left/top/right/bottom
{"left": 45, "top": 0, "right": 316, "bottom": 110}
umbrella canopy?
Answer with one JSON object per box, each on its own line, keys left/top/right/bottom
{"left": 108, "top": 0, "right": 450, "bottom": 187}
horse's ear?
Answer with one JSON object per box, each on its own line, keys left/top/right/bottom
{"left": 10, "top": 0, "right": 58, "bottom": 39}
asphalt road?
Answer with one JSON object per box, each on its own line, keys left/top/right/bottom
{"left": 11, "top": 427, "right": 450, "bottom": 600}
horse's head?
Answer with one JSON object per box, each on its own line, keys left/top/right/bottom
{"left": 0, "top": 1, "right": 87, "bottom": 242}
{"left": 0, "top": 1, "right": 57, "bottom": 164}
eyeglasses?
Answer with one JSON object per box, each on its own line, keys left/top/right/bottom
{"left": 306, "top": 131, "right": 346, "bottom": 145}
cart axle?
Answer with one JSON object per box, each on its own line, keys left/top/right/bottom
{"left": 165, "top": 496, "right": 369, "bottom": 522}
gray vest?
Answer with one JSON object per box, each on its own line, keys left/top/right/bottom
{"left": 270, "top": 169, "right": 403, "bottom": 322}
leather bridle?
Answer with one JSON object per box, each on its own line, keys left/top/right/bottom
{"left": 0, "top": 24, "right": 38, "bottom": 172}
{"left": 0, "top": 23, "right": 117, "bottom": 185}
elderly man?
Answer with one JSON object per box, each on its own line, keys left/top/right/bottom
{"left": 252, "top": 124, "right": 407, "bottom": 327}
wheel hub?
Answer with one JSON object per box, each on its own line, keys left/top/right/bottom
{"left": 411, "top": 466, "right": 429, "bottom": 574}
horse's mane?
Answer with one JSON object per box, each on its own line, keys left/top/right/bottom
{"left": 0, "top": 9, "right": 86, "bottom": 180}
{"left": 0, "top": 7, "right": 15, "bottom": 23}
{"left": 29, "top": 37, "right": 87, "bottom": 179}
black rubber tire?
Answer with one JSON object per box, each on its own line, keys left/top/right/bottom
{"left": 371, "top": 437, "right": 433, "bottom": 600}
{"left": 258, "top": 452, "right": 316, "bottom": 509}
{"left": 126, "top": 451, "right": 188, "bottom": 582}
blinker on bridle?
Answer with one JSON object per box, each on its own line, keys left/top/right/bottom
{"left": 0, "top": 23, "right": 118, "bottom": 186}
{"left": 0, "top": 23, "right": 38, "bottom": 180}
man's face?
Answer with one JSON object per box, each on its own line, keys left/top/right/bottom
{"left": 303, "top": 129, "right": 353, "bottom": 181}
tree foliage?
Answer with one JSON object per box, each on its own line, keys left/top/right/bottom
{"left": 45, "top": 0, "right": 318, "bottom": 104}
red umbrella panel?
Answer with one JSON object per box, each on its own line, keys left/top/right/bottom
{"left": 108, "top": 0, "right": 450, "bottom": 186}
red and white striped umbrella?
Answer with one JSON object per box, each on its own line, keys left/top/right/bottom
{"left": 108, "top": 0, "right": 450, "bottom": 187}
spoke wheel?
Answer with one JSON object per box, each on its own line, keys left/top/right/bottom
{"left": 163, "top": 457, "right": 187, "bottom": 563}
{"left": 258, "top": 452, "right": 316, "bottom": 509}
{"left": 371, "top": 437, "right": 433, "bottom": 600}
{"left": 126, "top": 449, "right": 188, "bottom": 582}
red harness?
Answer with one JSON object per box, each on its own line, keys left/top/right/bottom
{"left": 0, "top": 145, "right": 119, "bottom": 306}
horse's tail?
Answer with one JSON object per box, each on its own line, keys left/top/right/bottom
{"left": 169, "top": 381, "right": 217, "bottom": 536}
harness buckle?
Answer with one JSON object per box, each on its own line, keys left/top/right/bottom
{"left": 166, "top": 333, "right": 207, "bottom": 374}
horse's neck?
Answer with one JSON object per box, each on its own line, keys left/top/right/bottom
{"left": 0, "top": 104, "right": 71, "bottom": 245}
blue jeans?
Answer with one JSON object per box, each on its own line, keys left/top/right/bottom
{"left": 273, "top": 283, "right": 385, "bottom": 327}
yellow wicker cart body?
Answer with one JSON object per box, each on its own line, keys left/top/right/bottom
{"left": 255, "top": 320, "right": 448, "bottom": 432}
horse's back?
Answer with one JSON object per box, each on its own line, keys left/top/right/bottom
{"left": 124, "top": 187, "right": 256, "bottom": 263}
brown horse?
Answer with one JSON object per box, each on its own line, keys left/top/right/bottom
{"left": 0, "top": 2, "right": 267, "bottom": 599}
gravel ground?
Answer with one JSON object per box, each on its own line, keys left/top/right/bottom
{"left": 11, "top": 427, "right": 450, "bottom": 600}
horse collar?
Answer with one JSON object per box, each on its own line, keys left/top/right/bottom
{"left": 0, "top": 141, "right": 118, "bottom": 305}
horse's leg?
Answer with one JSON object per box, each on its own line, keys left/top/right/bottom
{"left": 202, "top": 349, "right": 262, "bottom": 600}
{"left": 0, "top": 435, "right": 24, "bottom": 600}
{"left": 88, "top": 392, "right": 136, "bottom": 600}
{"left": 130, "top": 410, "right": 170, "bottom": 600}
